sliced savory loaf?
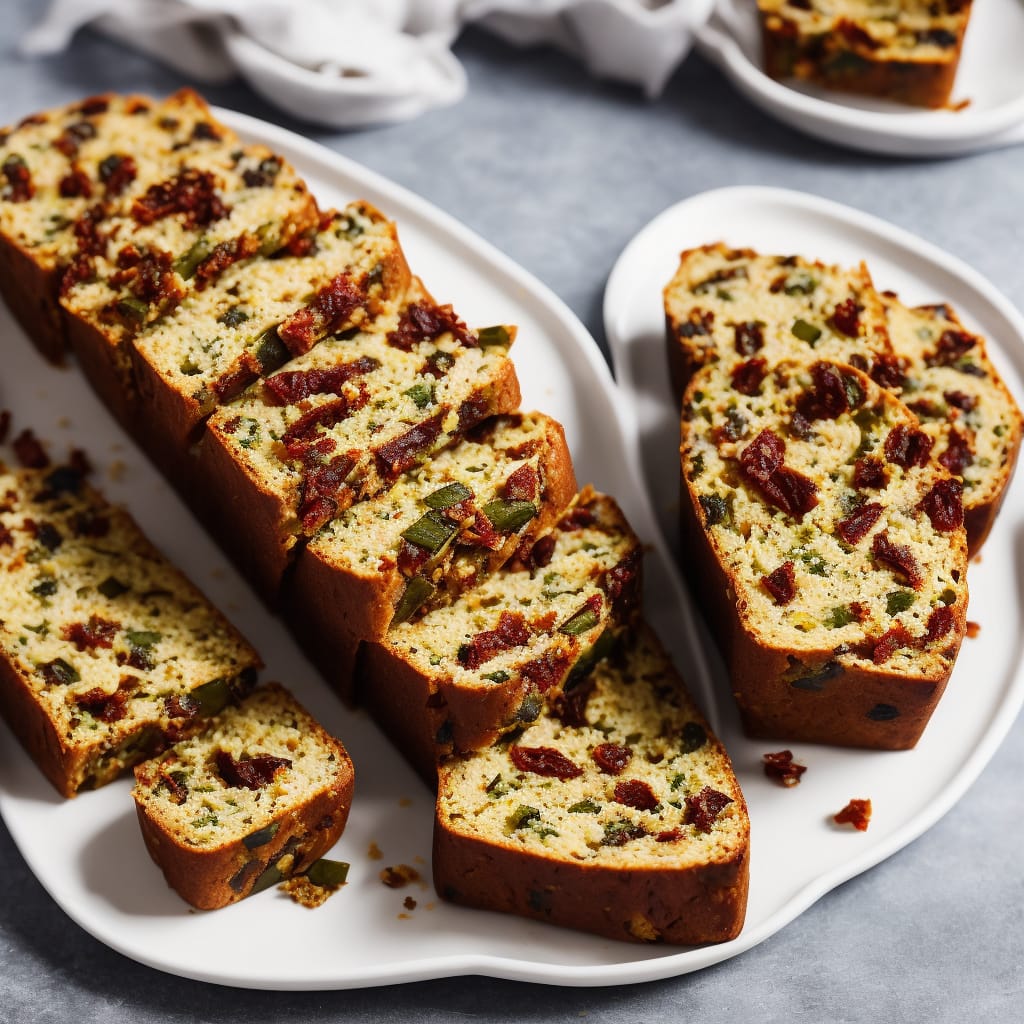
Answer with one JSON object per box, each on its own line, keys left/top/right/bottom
{"left": 285, "top": 412, "right": 577, "bottom": 701}
{"left": 195, "top": 282, "right": 521, "bottom": 599}
{"left": 757, "top": 1, "right": 973, "bottom": 109}
{"left": 59, "top": 137, "right": 319, "bottom": 423}
{"left": 434, "top": 624, "right": 749, "bottom": 945}
{"left": 358, "top": 488, "right": 643, "bottom": 781}
{"left": 132, "top": 682, "right": 354, "bottom": 910}
{"left": 663, "top": 243, "right": 895, "bottom": 401}
{"left": 679, "top": 357, "right": 968, "bottom": 749}
{"left": 0, "top": 457, "right": 260, "bottom": 796}
{"left": 881, "top": 293, "right": 1023, "bottom": 555}
{"left": 0, "top": 89, "right": 234, "bottom": 361}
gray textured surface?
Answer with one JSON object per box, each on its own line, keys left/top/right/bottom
{"left": 2, "top": 3, "right": 1024, "bottom": 1021}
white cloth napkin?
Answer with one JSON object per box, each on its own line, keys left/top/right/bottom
{"left": 21, "top": 0, "right": 713, "bottom": 127}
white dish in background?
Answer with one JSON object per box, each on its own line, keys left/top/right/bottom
{"left": 696, "top": 0, "right": 1024, "bottom": 156}
{"left": 604, "top": 182, "right": 1024, "bottom": 991}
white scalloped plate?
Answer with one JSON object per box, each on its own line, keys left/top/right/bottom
{"left": 696, "top": 0, "right": 1024, "bottom": 156}
{"left": 0, "top": 129, "right": 1019, "bottom": 992}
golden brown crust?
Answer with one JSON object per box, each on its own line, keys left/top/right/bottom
{"left": 0, "top": 235, "right": 66, "bottom": 363}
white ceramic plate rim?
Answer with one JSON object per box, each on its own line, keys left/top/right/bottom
{"left": 696, "top": 0, "right": 1024, "bottom": 153}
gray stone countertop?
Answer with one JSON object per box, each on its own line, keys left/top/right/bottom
{"left": 1, "top": 3, "right": 1022, "bottom": 1021}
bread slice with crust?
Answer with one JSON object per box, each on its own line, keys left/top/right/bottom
{"left": 285, "top": 412, "right": 577, "bottom": 702}
{"left": 434, "top": 623, "right": 749, "bottom": 945}
{"left": 679, "top": 357, "right": 968, "bottom": 749}
{"left": 133, "top": 682, "right": 354, "bottom": 910}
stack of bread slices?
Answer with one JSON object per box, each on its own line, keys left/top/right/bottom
{"left": 0, "top": 92, "right": 749, "bottom": 945}
{"left": 665, "top": 243, "right": 1021, "bottom": 749}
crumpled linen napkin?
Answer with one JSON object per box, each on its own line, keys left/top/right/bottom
{"left": 21, "top": 0, "right": 713, "bottom": 127}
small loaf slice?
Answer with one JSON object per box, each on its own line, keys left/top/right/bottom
{"left": 680, "top": 357, "right": 968, "bottom": 749}
{"left": 196, "top": 282, "right": 521, "bottom": 599}
{"left": 663, "top": 243, "right": 896, "bottom": 401}
{"left": 285, "top": 412, "right": 577, "bottom": 701}
{"left": 0, "top": 89, "right": 236, "bottom": 361}
{"left": 133, "top": 683, "right": 354, "bottom": 910}
{"left": 130, "top": 202, "right": 411, "bottom": 481}
{"left": 358, "top": 488, "right": 643, "bottom": 781}
{"left": 59, "top": 137, "right": 319, "bottom": 423}
{"left": 0, "top": 458, "right": 260, "bottom": 796}
{"left": 881, "top": 292, "right": 1023, "bottom": 555}
{"left": 757, "top": 1, "right": 973, "bottom": 109}
{"left": 435, "top": 624, "right": 749, "bottom": 945}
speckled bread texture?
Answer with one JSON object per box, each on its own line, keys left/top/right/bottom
{"left": 434, "top": 624, "right": 749, "bottom": 945}
{"left": 679, "top": 358, "right": 968, "bottom": 749}
{"left": 663, "top": 243, "right": 896, "bottom": 401}
{"left": 881, "top": 293, "right": 1023, "bottom": 555}
{"left": 285, "top": 412, "right": 577, "bottom": 702}
{"left": 195, "top": 283, "right": 521, "bottom": 599}
{"left": 0, "top": 459, "right": 260, "bottom": 797}
{"left": 757, "top": 0, "right": 973, "bottom": 109}
{"left": 132, "top": 682, "right": 354, "bottom": 910}
{"left": 0, "top": 89, "right": 232, "bottom": 362}
{"left": 58, "top": 133, "right": 319, "bottom": 425}
{"left": 358, "top": 488, "right": 643, "bottom": 781}
{"left": 130, "top": 202, "right": 411, "bottom": 476}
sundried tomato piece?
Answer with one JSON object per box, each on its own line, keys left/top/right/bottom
{"left": 740, "top": 429, "right": 784, "bottom": 485}
{"left": 919, "top": 478, "right": 964, "bottom": 532}
{"left": 938, "top": 429, "right": 973, "bottom": 477}
{"left": 604, "top": 549, "right": 641, "bottom": 615}
{"left": 762, "top": 561, "right": 796, "bottom": 605}
{"left": 614, "top": 779, "right": 659, "bottom": 811}
{"left": 685, "top": 786, "right": 733, "bottom": 833}
{"left": 61, "top": 615, "right": 120, "bottom": 651}
{"left": 503, "top": 463, "right": 539, "bottom": 502}
{"left": 870, "top": 355, "right": 907, "bottom": 391}
{"left": 510, "top": 745, "right": 583, "bottom": 780}
{"left": 871, "top": 623, "right": 913, "bottom": 664}
{"left": 53, "top": 120, "right": 97, "bottom": 157}
{"left": 98, "top": 153, "right": 137, "bottom": 197}
{"left": 396, "top": 537, "right": 431, "bottom": 577}
{"left": 761, "top": 467, "right": 820, "bottom": 518}
{"left": 2, "top": 155, "right": 34, "bottom": 202}
{"left": 374, "top": 412, "right": 445, "bottom": 481}
{"left": 519, "top": 648, "right": 572, "bottom": 692}
{"left": 829, "top": 298, "right": 861, "bottom": 337}
{"left": 297, "top": 453, "right": 356, "bottom": 532}
{"left": 943, "top": 390, "right": 976, "bottom": 412}
{"left": 132, "top": 169, "right": 228, "bottom": 227}
{"left": 74, "top": 679, "right": 137, "bottom": 723}
{"left": 676, "top": 309, "right": 714, "bottom": 339}
{"left": 277, "top": 272, "right": 367, "bottom": 353}
{"left": 592, "top": 742, "right": 632, "bottom": 775}
{"left": 924, "top": 605, "right": 954, "bottom": 644}
{"left": 833, "top": 798, "right": 872, "bottom": 831}
{"left": 387, "top": 302, "right": 474, "bottom": 352}
{"left": 58, "top": 166, "right": 92, "bottom": 198}
{"left": 872, "top": 530, "right": 923, "bottom": 589}
{"left": 966, "top": 620, "right": 980, "bottom": 639}
{"left": 459, "top": 611, "right": 531, "bottom": 669}
{"left": 926, "top": 329, "right": 975, "bottom": 368}
{"left": 552, "top": 676, "right": 594, "bottom": 727}
{"left": 12, "top": 429, "right": 49, "bottom": 468}
{"left": 762, "top": 749, "right": 806, "bottom": 787}
{"left": 655, "top": 829, "right": 683, "bottom": 843}
{"left": 797, "top": 361, "right": 862, "bottom": 421}
{"left": 282, "top": 389, "right": 369, "bottom": 449}
{"left": 77, "top": 96, "right": 110, "bottom": 116}
{"left": 525, "top": 533, "right": 556, "bottom": 570}
{"left": 836, "top": 501, "right": 883, "bottom": 545}
{"left": 193, "top": 234, "right": 261, "bottom": 289}
{"left": 215, "top": 751, "right": 292, "bottom": 790}
{"left": 164, "top": 694, "right": 200, "bottom": 721}
{"left": 72, "top": 206, "right": 105, "bottom": 256}
{"left": 265, "top": 357, "right": 380, "bottom": 405}
{"left": 733, "top": 321, "right": 764, "bottom": 356}
{"left": 884, "top": 424, "right": 933, "bottom": 469}
{"left": 852, "top": 456, "right": 887, "bottom": 490}
{"left": 559, "top": 506, "right": 596, "bottom": 531}
{"left": 731, "top": 357, "right": 767, "bottom": 395}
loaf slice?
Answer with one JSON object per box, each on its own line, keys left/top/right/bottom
{"left": 129, "top": 202, "right": 411, "bottom": 481}
{"left": 882, "top": 293, "right": 1023, "bottom": 555}
{"left": 0, "top": 458, "right": 260, "bottom": 796}
{"left": 434, "top": 624, "right": 749, "bottom": 945}
{"left": 196, "top": 282, "right": 521, "bottom": 599}
{"left": 0, "top": 89, "right": 238, "bottom": 361}
{"left": 285, "top": 412, "right": 577, "bottom": 701}
{"left": 358, "top": 488, "right": 643, "bottom": 781}
{"left": 58, "top": 138, "right": 319, "bottom": 423}
{"left": 663, "top": 243, "right": 895, "bottom": 401}
{"left": 680, "top": 357, "right": 968, "bottom": 749}
{"left": 132, "top": 683, "right": 354, "bottom": 910}
{"left": 757, "top": 1, "right": 973, "bottom": 109}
